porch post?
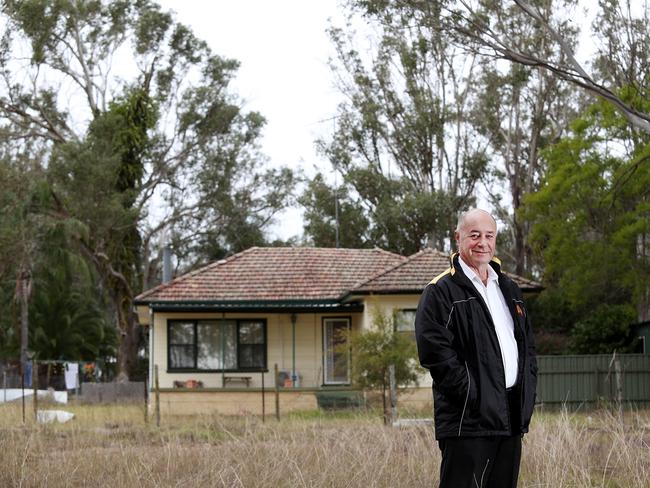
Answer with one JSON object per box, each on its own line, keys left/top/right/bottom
{"left": 291, "top": 313, "right": 297, "bottom": 387}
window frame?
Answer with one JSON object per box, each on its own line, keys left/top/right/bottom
{"left": 167, "top": 318, "right": 267, "bottom": 373}
{"left": 394, "top": 308, "right": 417, "bottom": 341}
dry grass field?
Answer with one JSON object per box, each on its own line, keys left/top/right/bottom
{"left": 0, "top": 401, "right": 648, "bottom": 487}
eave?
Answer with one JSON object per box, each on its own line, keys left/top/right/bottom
{"left": 135, "top": 298, "right": 364, "bottom": 314}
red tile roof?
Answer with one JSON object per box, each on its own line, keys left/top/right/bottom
{"left": 351, "top": 248, "right": 450, "bottom": 293}
{"left": 135, "top": 247, "right": 405, "bottom": 303}
{"left": 136, "top": 247, "right": 541, "bottom": 305}
{"left": 351, "top": 248, "right": 542, "bottom": 294}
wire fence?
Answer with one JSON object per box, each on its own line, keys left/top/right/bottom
{"left": 0, "top": 359, "right": 144, "bottom": 406}
{"left": 0, "top": 359, "right": 108, "bottom": 390}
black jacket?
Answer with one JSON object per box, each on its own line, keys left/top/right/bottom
{"left": 415, "top": 254, "right": 537, "bottom": 439}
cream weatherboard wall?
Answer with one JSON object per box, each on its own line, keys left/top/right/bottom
{"left": 357, "top": 294, "right": 420, "bottom": 331}
{"left": 146, "top": 310, "right": 364, "bottom": 389}
{"left": 358, "top": 294, "right": 434, "bottom": 390}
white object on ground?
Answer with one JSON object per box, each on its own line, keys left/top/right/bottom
{"left": 0, "top": 389, "right": 68, "bottom": 404}
{"left": 392, "top": 418, "right": 434, "bottom": 427}
{"left": 37, "top": 409, "right": 75, "bottom": 424}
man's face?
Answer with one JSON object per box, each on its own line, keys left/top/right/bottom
{"left": 455, "top": 211, "right": 497, "bottom": 270}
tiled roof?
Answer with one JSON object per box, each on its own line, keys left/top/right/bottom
{"left": 136, "top": 247, "right": 542, "bottom": 305}
{"left": 135, "top": 247, "right": 405, "bottom": 303}
{"left": 352, "top": 248, "right": 542, "bottom": 293}
{"left": 351, "top": 248, "right": 450, "bottom": 293}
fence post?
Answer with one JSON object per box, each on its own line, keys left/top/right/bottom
{"left": 144, "top": 372, "right": 148, "bottom": 425}
{"left": 33, "top": 360, "right": 38, "bottom": 422}
{"left": 389, "top": 364, "right": 397, "bottom": 426}
{"left": 46, "top": 362, "right": 52, "bottom": 390}
{"left": 614, "top": 357, "right": 623, "bottom": 419}
{"left": 154, "top": 365, "right": 160, "bottom": 427}
{"left": 3, "top": 371, "right": 6, "bottom": 404}
{"left": 21, "top": 368, "right": 25, "bottom": 424}
{"left": 261, "top": 370, "right": 265, "bottom": 423}
{"left": 274, "top": 363, "right": 280, "bottom": 421}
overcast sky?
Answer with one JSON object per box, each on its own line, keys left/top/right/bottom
{"left": 153, "top": 1, "right": 606, "bottom": 243}
{"left": 157, "top": 0, "right": 349, "bottom": 241}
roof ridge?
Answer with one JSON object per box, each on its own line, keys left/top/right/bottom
{"left": 135, "top": 247, "right": 258, "bottom": 301}
{"left": 371, "top": 246, "right": 407, "bottom": 259}
{"left": 349, "top": 247, "right": 452, "bottom": 292}
{"left": 348, "top": 248, "right": 422, "bottom": 292}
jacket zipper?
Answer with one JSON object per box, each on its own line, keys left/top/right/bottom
{"left": 458, "top": 361, "right": 471, "bottom": 436}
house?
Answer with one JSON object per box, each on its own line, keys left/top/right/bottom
{"left": 134, "top": 246, "right": 541, "bottom": 415}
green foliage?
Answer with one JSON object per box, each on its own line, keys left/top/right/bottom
{"left": 0, "top": 156, "right": 115, "bottom": 361}
{"left": 29, "top": 236, "right": 117, "bottom": 361}
{"left": 347, "top": 308, "right": 419, "bottom": 392}
{"left": 569, "top": 304, "right": 638, "bottom": 354}
{"left": 525, "top": 93, "right": 650, "bottom": 352}
{"left": 299, "top": 173, "right": 370, "bottom": 249}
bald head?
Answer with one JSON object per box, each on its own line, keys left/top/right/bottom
{"left": 456, "top": 209, "right": 497, "bottom": 234}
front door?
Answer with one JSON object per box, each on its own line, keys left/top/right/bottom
{"left": 323, "top": 317, "right": 350, "bottom": 384}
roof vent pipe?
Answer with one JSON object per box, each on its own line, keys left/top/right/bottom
{"left": 162, "top": 246, "right": 172, "bottom": 284}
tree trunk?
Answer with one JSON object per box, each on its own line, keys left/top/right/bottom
{"left": 382, "top": 380, "right": 388, "bottom": 425}
{"left": 639, "top": 284, "right": 650, "bottom": 323}
{"left": 513, "top": 216, "right": 526, "bottom": 277}
{"left": 112, "top": 287, "right": 140, "bottom": 382}
{"left": 17, "top": 266, "right": 31, "bottom": 373}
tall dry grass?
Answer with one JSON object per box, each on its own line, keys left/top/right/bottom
{"left": 0, "top": 401, "right": 648, "bottom": 487}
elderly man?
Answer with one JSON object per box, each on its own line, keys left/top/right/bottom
{"left": 415, "top": 209, "right": 537, "bottom": 488}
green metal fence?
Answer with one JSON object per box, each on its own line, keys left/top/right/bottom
{"left": 536, "top": 354, "right": 650, "bottom": 408}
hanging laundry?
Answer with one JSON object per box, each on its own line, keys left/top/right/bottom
{"left": 24, "top": 361, "right": 32, "bottom": 388}
{"left": 64, "top": 363, "right": 79, "bottom": 390}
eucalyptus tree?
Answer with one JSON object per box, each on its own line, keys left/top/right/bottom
{"left": 299, "top": 172, "right": 371, "bottom": 249}
{"left": 320, "top": 3, "right": 487, "bottom": 254}
{"left": 361, "top": 0, "right": 650, "bottom": 135}
{"left": 467, "top": 0, "right": 579, "bottom": 275}
{"left": 0, "top": 0, "right": 295, "bottom": 378}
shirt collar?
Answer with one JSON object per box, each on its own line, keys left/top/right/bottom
{"left": 458, "top": 255, "right": 499, "bottom": 286}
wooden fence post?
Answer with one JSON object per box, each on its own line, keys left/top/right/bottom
{"left": 261, "top": 370, "right": 265, "bottom": 423}
{"left": 21, "top": 368, "right": 25, "bottom": 424}
{"left": 389, "top": 364, "right": 397, "bottom": 426}
{"left": 33, "top": 360, "right": 38, "bottom": 422}
{"left": 144, "top": 372, "right": 148, "bottom": 425}
{"left": 154, "top": 365, "right": 160, "bottom": 427}
{"left": 614, "top": 356, "right": 623, "bottom": 420}
{"left": 274, "top": 363, "right": 280, "bottom": 421}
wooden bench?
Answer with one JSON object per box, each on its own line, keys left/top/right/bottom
{"left": 223, "top": 376, "right": 252, "bottom": 387}
{"left": 173, "top": 380, "right": 203, "bottom": 389}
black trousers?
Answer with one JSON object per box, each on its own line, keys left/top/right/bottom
{"left": 437, "top": 389, "right": 523, "bottom": 488}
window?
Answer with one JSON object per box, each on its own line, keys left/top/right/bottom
{"left": 395, "top": 309, "right": 417, "bottom": 341}
{"left": 168, "top": 319, "right": 266, "bottom": 371}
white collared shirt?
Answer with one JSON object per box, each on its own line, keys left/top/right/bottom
{"left": 458, "top": 256, "right": 519, "bottom": 388}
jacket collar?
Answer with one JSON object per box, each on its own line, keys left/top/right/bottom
{"left": 449, "top": 252, "right": 503, "bottom": 282}
{"left": 449, "top": 252, "right": 519, "bottom": 326}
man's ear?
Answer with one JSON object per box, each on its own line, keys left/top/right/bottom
{"left": 454, "top": 231, "right": 460, "bottom": 245}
